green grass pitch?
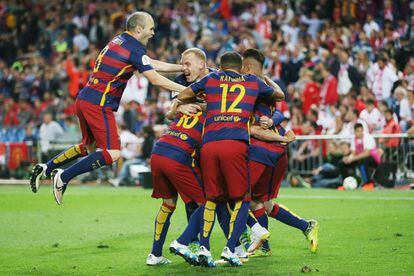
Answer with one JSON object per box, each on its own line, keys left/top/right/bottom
{"left": 0, "top": 185, "right": 413, "bottom": 275}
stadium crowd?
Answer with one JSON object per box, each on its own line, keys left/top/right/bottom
{"left": 0, "top": 0, "right": 413, "bottom": 183}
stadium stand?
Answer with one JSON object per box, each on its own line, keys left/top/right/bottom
{"left": 0, "top": 0, "right": 413, "bottom": 185}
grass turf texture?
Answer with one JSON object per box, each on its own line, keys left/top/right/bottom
{"left": 0, "top": 186, "right": 413, "bottom": 275}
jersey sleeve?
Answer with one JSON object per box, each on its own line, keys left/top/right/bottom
{"left": 189, "top": 75, "right": 209, "bottom": 95}
{"left": 130, "top": 48, "right": 154, "bottom": 73}
{"left": 271, "top": 110, "right": 285, "bottom": 126}
{"left": 256, "top": 78, "right": 274, "bottom": 98}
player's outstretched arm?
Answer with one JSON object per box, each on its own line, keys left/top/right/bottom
{"left": 150, "top": 58, "right": 182, "bottom": 73}
{"left": 251, "top": 126, "right": 296, "bottom": 143}
{"left": 263, "top": 76, "right": 285, "bottom": 101}
{"left": 177, "top": 87, "right": 196, "bottom": 103}
{"left": 165, "top": 101, "right": 201, "bottom": 119}
{"left": 143, "top": 70, "right": 186, "bottom": 92}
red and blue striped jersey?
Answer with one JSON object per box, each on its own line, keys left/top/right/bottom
{"left": 249, "top": 101, "right": 287, "bottom": 167}
{"left": 77, "top": 32, "right": 153, "bottom": 111}
{"left": 190, "top": 70, "right": 274, "bottom": 143}
{"left": 152, "top": 111, "right": 205, "bottom": 166}
{"left": 172, "top": 68, "right": 217, "bottom": 99}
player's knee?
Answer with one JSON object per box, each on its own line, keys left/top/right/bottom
{"left": 76, "top": 143, "right": 89, "bottom": 156}
{"left": 107, "top": 149, "right": 121, "bottom": 162}
{"left": 263, "top": 200, "right": 274, "bottom": 214}
{"left": 163, "top": 198, "right": 177, "bottom": 207}
{"left": 250, "top": 200, "right": 264, "bottom": 211}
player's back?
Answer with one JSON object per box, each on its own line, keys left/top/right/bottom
{"left": 77, "top": 32, "right": 153, "bottom": 111}
{"left": 201, "top": 70, "right": 273, "bottom": 143}
{"left": 153, "top": 111, "right": 205, "bottom": 166}
{"left": 249, "top": 100, "right": 287, "bottom": 166}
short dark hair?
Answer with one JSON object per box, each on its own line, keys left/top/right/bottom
{"left": 242, "top": 48, "right": 265, "bottom": 67}
{"left": 354, "top": 123, "right": 364, "bottom": 130}
{"left": 366, "top": 98, "right": 375, "bottom": 105}
{"left": 220, "top": 51, "right": 242, "bottom": 70}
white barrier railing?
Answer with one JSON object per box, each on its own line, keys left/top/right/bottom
{"left": 288, "top": 133, "right": 414, "bottom": 183}
{"left": 1, "top": 134, "right": 413, "bottom": 185}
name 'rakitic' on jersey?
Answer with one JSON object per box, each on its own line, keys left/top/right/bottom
{"left": 219, "top": 75, "right": 246, "bottom": 82}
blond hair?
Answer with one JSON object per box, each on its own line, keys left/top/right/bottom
{"left": 182, "top": 48, "right": 207, "bottom": 63}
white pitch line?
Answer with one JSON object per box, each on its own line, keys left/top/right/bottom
{"left": 279, "top": 195, "right": 414, "bottom": 201}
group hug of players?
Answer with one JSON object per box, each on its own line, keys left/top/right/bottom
{"left": 27, "top": 12, "right": 318, "bottom": 268}
{"left": 147, "top": 48, "right": 319, "bottom": 267}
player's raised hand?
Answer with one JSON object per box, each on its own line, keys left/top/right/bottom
{"left": 177, "top": 103, "right": 201, "bottom": 116}
{"left": 259, "top": 116, "right": 273, "bottom": 129}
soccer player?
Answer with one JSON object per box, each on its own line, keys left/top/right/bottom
{"left": 176, "top": 51, "right": 277, "bottom": 267}
{"left": 147, "top": 48, "right": 210, "bottom": 266}
{"left": 30, "top": 11, "right": 186, "bottom": 204}
{"left": 242, "top": 48, "right": 319, "bottom": 254}
{"left": 147, "top": 99, "right": 206, "bottom": 266}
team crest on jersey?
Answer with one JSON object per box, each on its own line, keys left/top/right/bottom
{"left": 112, "top": 37, "right": 124, "bottom": 45}
{"left": 142, "top": 55, "right": 150, "bottom": 65}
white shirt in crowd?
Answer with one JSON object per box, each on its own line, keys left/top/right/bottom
{"left": 120, "top": 129, "right": 143, "bottom": 160}
{"left": 317, "top": 110, "right": 336, "bottom": 134}
{"left": 399, "top": 98, "right": 413, "bottom": 122}
{"left": 39, "top": 121, "right": 64, "bottom": 153}
{"left": 363, "top": 20, "right": 380, "bottom": 38}
{"left": 351, "top": 133, "right": 376, "bottom": 151}
{"left": 337, "top": 64, "right": 353, "bottom": 95}
{"left": 359, "top": 107, "right": 382, "bottom": 132}
{"left": 122, "top": 74, "right": 149, "bottom": 105}
{"left": 73, "top": 33, "right": 89, "bottom": 52}
{"left": 339, "top": 119, "right": 369, "bottom": 136}
{"left": 367, "top": 63, "right": 398, "bottom": 100}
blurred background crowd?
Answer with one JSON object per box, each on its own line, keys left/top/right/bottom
{"left": 0, "top": 0, "right": 413, "bottom": 185}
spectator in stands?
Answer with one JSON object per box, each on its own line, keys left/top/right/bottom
{"left": 367, "top": 53, "right": 398, "bottom": 103}
{"left": 318, "top": 63, "right": 338, "bottom": 106}
{"left": 340, "top": 108, "right": 368, "bottom": 136}
{"left": 359, "top": 98, "right": 381, "bottom": 133}
{"left": 110, "top": 124, "right": 144, "bottom": 186}
{"left": 379, "top": 108, "right": 401, "bottom": 151}
{"left": 363, "top": 14, "right": 380, "bottom": 38}
{"left": 394, "top": 86, "right": 412, "bottom": 131}
{"left": 332, "top": 48, "right": 360, "bottom": 96}
{"left": 39, "top": 113, "right": 64, "bottom": 159}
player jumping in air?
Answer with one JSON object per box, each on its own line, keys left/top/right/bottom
{"left": 30, "top": 12, "right": 186, "bottom": 204}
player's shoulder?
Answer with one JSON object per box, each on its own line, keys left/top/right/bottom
{"left": 243, "top": 74, "right": 262, "bottom": 82}
{"left": 207, "top": 67, "right": 218, "bottom": 73}
{"left": 113, "top": 32, "right": 146, "bottom": 53}
{"left": 174, "top": 74, "right": 188, "bottom": 86}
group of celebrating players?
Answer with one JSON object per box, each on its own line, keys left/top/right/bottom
{"left": 29, "top": 12, "right": 319, "bottom": 268}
